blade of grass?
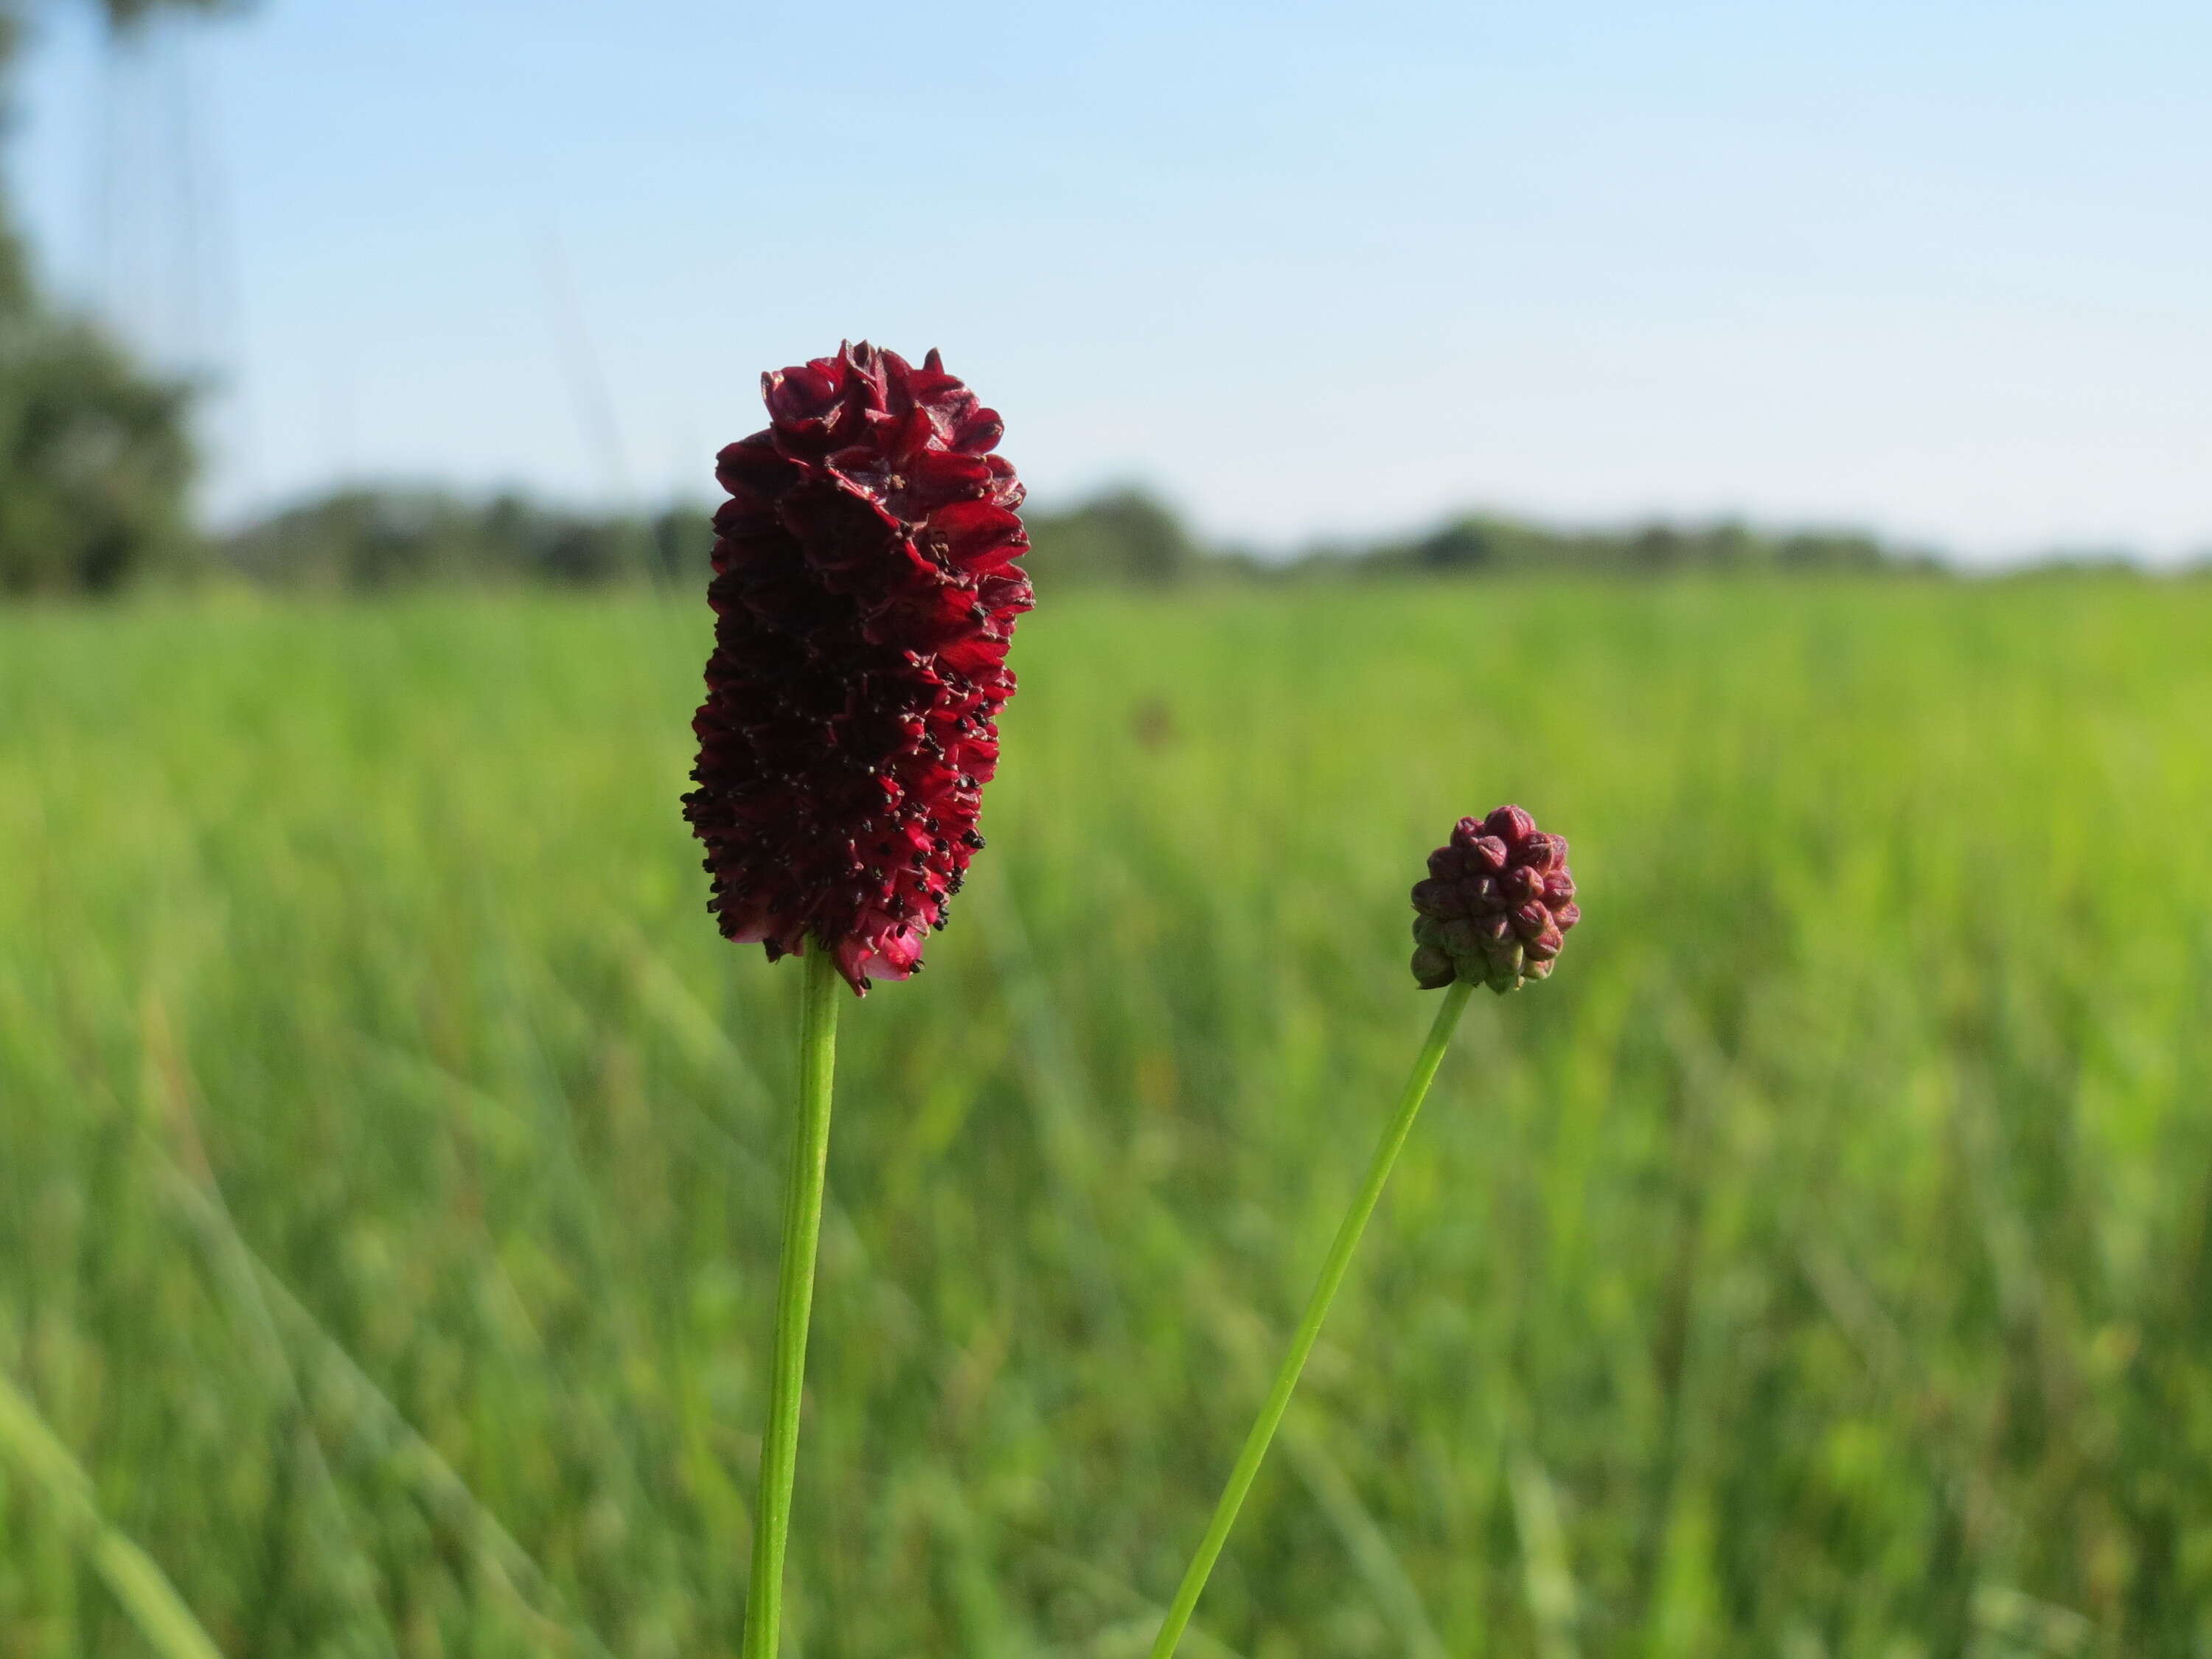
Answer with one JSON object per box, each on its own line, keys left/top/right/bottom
{"left": 142, "top": 992, "right": 402, "bottom": 1658}
{"left": 1506, "top": 1444, "right": 1582, "bottom": 1659}
{"left": 154, "top": 1161, "right": 621, "bottom": 1659}
{"left": 0, "top": 1368, "right": 228, "bottom": 1659}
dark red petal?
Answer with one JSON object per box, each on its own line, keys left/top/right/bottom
{"left": 931, "top": 500, "right": 1026, "bottom": 570}
{"left": 1520, "top": 832, "right": 1566, "bottom": 872}
{"left": 716, "top": 434, "right": 794, "bottom": 499}
{"left": 1485, "top": 804, "right": 1537, "bottom": 843}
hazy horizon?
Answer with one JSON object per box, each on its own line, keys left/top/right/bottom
{"left": 9, "top": 0, "right": 2208, "bottom": 564}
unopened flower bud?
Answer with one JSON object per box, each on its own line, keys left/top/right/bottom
{"left": 1408, "top": 805, "right": 1579, "bottom": 992}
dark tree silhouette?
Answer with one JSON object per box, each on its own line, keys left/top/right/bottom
{"left": 0, "top": 0, "right": 248, "bottom": 594}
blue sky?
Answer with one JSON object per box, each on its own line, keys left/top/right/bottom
{"left": 10, "top": 0, "right": 2209, "bottom": 560}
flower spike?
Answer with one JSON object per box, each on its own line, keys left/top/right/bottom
{"left": 684, "top": 341, "right": 1032, "bottom": 994}
{"left": 1410, "top": 804, "right": 1581, "bottom": 992}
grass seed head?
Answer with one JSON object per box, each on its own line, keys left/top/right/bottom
{"left": 1411, "top": 804, "right": 1580, "bottom": 993}
{"left": 684, "top": 341, "right": 1032, "bottom": 994}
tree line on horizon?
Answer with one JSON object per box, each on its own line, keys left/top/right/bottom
{"left": 7, "top": 476, "right": 2208, "bottom": 598}
{"left": 173, "top": 480, "right": 2208, "bottom": 594}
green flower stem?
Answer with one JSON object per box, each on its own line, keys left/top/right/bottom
{"left": 742, "top": 945, "right": 844, "bottom": 1659}
{"left": 1150, "top": 978, "right": 1476, "bottom": 1659}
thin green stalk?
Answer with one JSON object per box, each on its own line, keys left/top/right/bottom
{"left": 741, "top": 945, "right": 843, "bottom": 1659}
{"left": 0, "top": 1368, "right": 227, "bottom": 1659}
{"left": 1150, "top": 979, "right": 1475, "bottom": 1659}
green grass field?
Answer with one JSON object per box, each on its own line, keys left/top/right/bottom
{"left": 3, "top": 580, "right": 2210, "bottom": 1659}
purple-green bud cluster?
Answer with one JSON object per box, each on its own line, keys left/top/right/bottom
{"left": 1411, "top": 805, "right": 1580, "bottom": 993}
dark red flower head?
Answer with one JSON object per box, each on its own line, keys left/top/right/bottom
{"left": 1409, "top": 806, "right": 1580, "bottom": 993}
{"left": 683, "top": 341, "right": 1031, "bottom": 994}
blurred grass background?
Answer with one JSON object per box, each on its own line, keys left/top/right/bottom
{"left": 2, "top": 579, "right": 2210, "bottom": 1659}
